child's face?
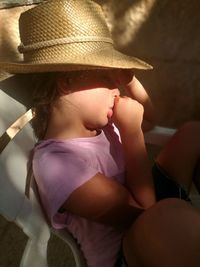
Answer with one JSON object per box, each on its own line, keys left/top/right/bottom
{"left": 58, "top": 70, "right": 120, "bottom": 129}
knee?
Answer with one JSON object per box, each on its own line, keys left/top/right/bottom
{"left": 123, "top": 199, "right": 200, "bottom": 267}
{"left": 124, "top": 199, "right": 189, "bottom": 240}
{"left": 178, "top": 120, "right": 200, "bottom": 136}
{"left": 124, "top": 198, "right": 199, "bottom": 237}
{"left": 175, "top": 121, "right": 200, "bottom": 149}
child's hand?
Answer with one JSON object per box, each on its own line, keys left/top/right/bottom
{"left": 110, "top": 69, "right": 155, "bottom": 132}
{"left": 112, "top": 96, "right": 144, "bottom": 133}
{"left": 110, "top": 69, "right": 134, "bottom": 88}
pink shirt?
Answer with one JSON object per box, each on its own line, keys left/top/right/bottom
{"left": 33, "top": 124, "right": 125, "bottom": 267}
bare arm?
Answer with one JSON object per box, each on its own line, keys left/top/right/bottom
{"left": 62, "top": 172, "right": 143, "bottom": 228}
{"left": 112, "top": 69, "right": 156, "bottom": 132}
{"left": 112, "top": 96, "right": 156, "bottom": 208}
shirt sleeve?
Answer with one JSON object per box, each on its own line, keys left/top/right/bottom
{"left": 33, "top": 149, "right": 98, "bottom": 228}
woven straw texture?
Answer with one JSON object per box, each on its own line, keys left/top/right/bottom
{"left": 0, "top": 0, "right": 152, "bottom": 76}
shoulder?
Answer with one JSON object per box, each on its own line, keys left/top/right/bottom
{"left": 33, "top": 139, "right": 92, "bottom": 169}
{"left": 33, "top": 139, "right": 87, "bottom": 161}
{"left": 32, "top": 139, "right": 99, "bottom": 186}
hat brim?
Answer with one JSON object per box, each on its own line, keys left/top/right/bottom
{"left": 0, "top": 48, "right": 152, "bottom": 78}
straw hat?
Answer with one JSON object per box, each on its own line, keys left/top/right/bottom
{"left": 0, "top": 0, "right": 152, "bottom": 78}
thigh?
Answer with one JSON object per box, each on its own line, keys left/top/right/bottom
{"left": 156, "top": 121, "right": 200, "bottom": 190}
{"left": 123, "top": 198, "right": 200, "bottom": 267}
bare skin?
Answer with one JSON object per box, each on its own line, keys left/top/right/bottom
{"left": 123, "top": 198, "right": 200, "bottom": 267}
{"left": 112, "top": 96, "right": 156, "bottom": 208}
{"left": 156, "top": 121, "right": 200, "bottom": 192}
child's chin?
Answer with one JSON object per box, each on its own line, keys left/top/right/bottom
{"left": 96, "top": 120, "right": 109, "bottom": 129}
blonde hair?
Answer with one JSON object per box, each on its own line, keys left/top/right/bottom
{"left": 31, "top": 72, "right": 59, "bottom": 140}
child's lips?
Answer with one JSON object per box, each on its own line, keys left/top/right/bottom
{"left": 107, "top": 108, "right": 113, "bottom": 119}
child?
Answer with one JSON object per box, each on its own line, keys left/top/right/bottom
{"left": 1, "top": 1, "right": 200, "bottom": 267}
{"left": 31, "top": 71, "right": 200, "bottom": 267}
{"left": 31, "top": 68, "right": 156, "bottom": 267}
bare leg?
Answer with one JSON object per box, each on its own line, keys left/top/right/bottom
{"left": 156, "top": 121, "right": 200, "bottom": 192}
{"left": 123, "top": 198, "right": 200, "bottom": 267}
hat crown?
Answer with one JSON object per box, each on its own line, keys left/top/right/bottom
{"left": 19, "top": 0, "right": 111, "bottom": 49}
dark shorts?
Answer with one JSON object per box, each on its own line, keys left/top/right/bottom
{"left": 115, "top": 162, "right": 191, "bottom": 267}
{"left": 152, "top": 162, "right": 191, "bottom": 202}
{"left": 115, "top": 246, "right": 128, "bottom": 267}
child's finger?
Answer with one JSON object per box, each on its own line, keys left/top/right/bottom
{"left": 114, "top": 95, "right": 120, "bottom": 104}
